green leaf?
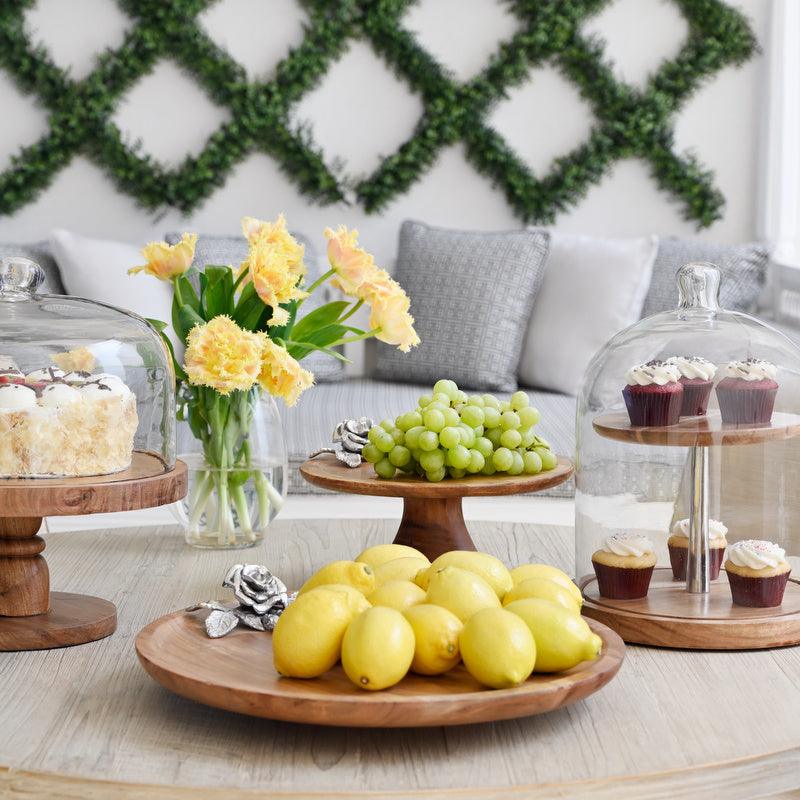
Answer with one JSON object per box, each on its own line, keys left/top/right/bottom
{"left": 178, "top": 305, "right": 205, "bottom": 336}
{"left": 202, "top": 266, "right": 234, "bottom": 319}
{"left": 146, "top": 317, "right": 168, "bottom": 333}
{"left": 175, "top": 274, "right": 200, "bottom": 314}
{"left": 290, "top": 301, "right": 350, "bottom": 342}
{"left": 147, "top": 322, "right": 187, "bottom": 382}
{"left": 233, "top": 282, "right": 267, "bottom": 331}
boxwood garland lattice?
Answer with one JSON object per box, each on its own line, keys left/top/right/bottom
{"left": 0, "top": 0, "right": 756, "bottom": 227}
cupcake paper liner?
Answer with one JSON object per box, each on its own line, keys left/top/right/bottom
{"left": 679, "top": 379, "right": 713, "bottom": 417}
{"left": 668, "top": 544, "right": 724, "bottom": 581}
{"left": 716, "top": 380, "right": 778, "bottom": 425}
{"left": 622, "top": 385, "right": 683, "bottom": 427}
{"left": 727, "top": 569, "right": 790, "bottom": 607}
{"left": 592, "top": 561, "right": 654, "bottom": 599}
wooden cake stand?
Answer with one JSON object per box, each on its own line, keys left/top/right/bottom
{"left": 300, "top": 455, "right": 574, "bottom": 560}
{"left": 585, "top": 411, "right": 800, "bottom": 650}
{"left": 0, "top": 452, "right": 187, "bottom": 651}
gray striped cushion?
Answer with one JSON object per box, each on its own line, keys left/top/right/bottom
{"left": 375, "top": 221, "right": 550, "bottom": 392}
{"left": 641, "top": 238, "right": 768, "bottom": 318}
{"left": 282, "top": 378, "right": 575, "bottom": 497}
{"left": 165, "top": 232, "right": 344, "bottom": 382}
{"left": 0, "top": 242, "right": 64, "bottom": 294}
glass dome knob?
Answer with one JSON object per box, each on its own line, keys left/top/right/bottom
{"left": 677, "top": 261, "right": 721, "bottom": 311}
{"left": 0, "top": 256, "right": 45, "bottom": 299}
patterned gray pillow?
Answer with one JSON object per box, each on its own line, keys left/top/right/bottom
{"left": 165, "top": 232, "right": 344, "bottom": 382}
{"left": 0, "top": 241, "right": 65, "bottom": 294}
{"left": 375, "top": 221, "right": 550, "bottom": 392}
{"left": 641, "top": 237, "right": 769, "bottom": 318}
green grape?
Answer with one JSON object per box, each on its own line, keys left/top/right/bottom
{"left": 397, "top": 410, "right": 423, "bottom": 431}
{"left": 418, "top": 394, "right": 433, "bottom": 408}
{"left": 362, "top": 443, "right": 382, "bottom": 464}
{"left": 474, "top": 436, "right": 494, "bottom": 458}
{"left": 533, "top": 435, "right": 550, "bottom": 450}
{"left": 404, "top": 425, "right": 425, "bottom": 449}
{"left": 472, "top": 424, "right": 484, "bottom": 437}
{"left": 518, "top": 406, "right": 540, "bottom": 428}
{"left": 457, "top": 423, "right": 475, "bottom": 448}
{"left": 410, "top": 447, "right": 423, "bottom": 462}
{"left": 460, "top": 405, "right": 484, "bottom": 427}
{"left": 467, "top": 449, "right": 485, "bottom": 473}
{"left": 447, "top": 444, "right": 471, "bottom": 469}
{"left": 453, "top": 390, "right": 468, "bottom": 405}
{"left": 370, "top": 427, "right": 395, "bottom": 453}
{"left": 374, "top": 458, "right": 396, "bottom": 479}
{"left": 523, "top": 451, "right": 543, "bottom": 474}
{"left": 432, "top": 391, "right": 452, "bottom": 406}
{"left": 423, "top": 408, "right": 446, "bottom": 433}
{"left": 418, "top": 430, "right": 439, "bottom": 452}
{"left": 485, "top": 427, "right": 502, "bottom": 448}
{"left": 426, "top": 466, "right": 447, "bottom": 482}
{"left": 510, "top": 391, "right": 530, "bottom": 410}
{"left": 442, "top": 407, "right": 460, "bottom": 427}
{"left": 482, "top": 407, "right": 501, "bottom": 428}
{"left": 399, "top": 461, "right": 416, "bottom": 473}
{"left": 492, "top": 447, "right": 513, "bottom": 471}
{"left": 499, "top": 400, "right": 511, "bottom": 412}
{"left": 454, "top": 403, "right": 466, "bottom": 413}
{"left": 380, "top": 418, "right": 395, "bottom": 432}
{"left": 439, "top": 426, "right": 462, "bottom": 450}
{"left": 433, "top": 379, "right": 458, "bottom": 399}
{"left": 508, "top": 451, "right": 525, "bottom": 476}
{"left": 481, "top": 460, "right": 497, "bottom": 476}
{"left": 500, "top": 411, "right": 520, "bottom": 431}
{"left": 368, "top": 426, "right": 382, "bottom": 446}
{"left": 420, "top": 449, "right": 445, "bottom": 472}
{"left": 482, "top": 394, "right": 500, "bottom": 410}
{"left": 448, "top": 467, "right": 467, "bottom": 479}
{"left": 520, "top": 427, "right": 536, "bottom": 448}
{"left": 536, "top": 447, "right": 558, "bottom": 471}
{"left": 390, "top": 428, "right": 405, "bottom": 445}
{"left": 467, "top": 395, "right": 485, "bottom": 407}
{"left": 425, "top": 402, "right": 448, "bottom": 414}
{"left": 500, "top": 429, "right": 522, "bottom": 449}
{"left": 389, "top": 445, "right": 411, "bottom": 467}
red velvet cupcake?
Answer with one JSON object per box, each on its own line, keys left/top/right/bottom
{"left": 724, "top": 540, "right": 791, "bottom": 608}
{"left": 623, "top": 361, "right": 683, "bottom": 427}
{"left": 665, "top": 356, "right": 716, "bottom": 417}
{"left": 668, "top": 518, "right": 727, "bottom": 581}
{"left": 716, "top": 359, "right": 778, "bottom": 424}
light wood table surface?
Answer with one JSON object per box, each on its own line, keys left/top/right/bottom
{"left": 2, "top": 519, "right": 800, "bottom": 800}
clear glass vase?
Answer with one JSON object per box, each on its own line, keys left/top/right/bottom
{"left": 176, "top": 388, "right": 288, "bottom": 549}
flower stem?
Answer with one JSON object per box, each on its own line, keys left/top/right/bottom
{"left": 338, "top": 297, "right": 364, "bottom": 322}
{"left": 330, "top": 327, "right": 382, "bottom": 346}
{"left": 296, "top": 267, "right": 335, "bottom": 310}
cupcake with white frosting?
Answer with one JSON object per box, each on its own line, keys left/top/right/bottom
{"left": 622, "top": 360, "right": 683, "bottom": 428}
{"left": 724, "top": 540, "right": 791, "bottom": 607}
{"left": 668, "top": 518, "right": 727, "bottom": 581}
{"left": 591, "top": 533, "right": 657, "bottom": 599}
{"left": 665, "top": 356, "right": 716, "bottom": 417}
{"left": 715, "top": 359, "right": 778, "bottom": 425}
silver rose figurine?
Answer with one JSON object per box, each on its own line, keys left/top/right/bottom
{"left": 186, "top": 564, "right": 295, "bottom": 638}
{"left": 309, "top": 416, "right": 374, "bottom": 467}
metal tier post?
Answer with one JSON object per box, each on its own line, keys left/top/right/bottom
{"left": 686, "top": 445, "right": 711, "bottom": 594}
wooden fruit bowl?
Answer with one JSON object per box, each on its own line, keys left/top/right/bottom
{"left": 300, "top": 455, "right": 574, "bottom": 560}
{"left": 136, "top": 607, "right": 624, "bottom": 728}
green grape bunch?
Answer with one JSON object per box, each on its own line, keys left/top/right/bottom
{"left": 361, "top": 379, "right": 558, "bottom": 482}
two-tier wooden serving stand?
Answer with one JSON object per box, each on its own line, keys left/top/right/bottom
{"left": 582, "top": 412, "right": 800, "bottom": 649}
{"left": 0, "top": 452, "right": 186, "bottom": 651}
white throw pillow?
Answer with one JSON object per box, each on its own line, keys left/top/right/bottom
{"left": 518, "top": 232, "right": 658, "bottom": 396}
{"left": 49, "top": 228, "right": 174, "bottom": 340}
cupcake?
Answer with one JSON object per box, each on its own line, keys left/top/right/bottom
{"left": 622, "top": 361, "right": 683, "bottom": 427}
{"left": 724, "top": 540, "right": 791, "bottom": 608}
{"left": 665, "top": 356, "right": 716, "bottom": 416}
{"left": 716, "top": 359, "right": 778, "bottom": 425}
{"left": 591, "top": 534, "right": 657, "bottom": 599}
{"left": 668, "top": 518, "right": 728, "bottom": 581}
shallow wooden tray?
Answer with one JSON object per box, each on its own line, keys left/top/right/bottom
{"left": 136, "top": 607, "right": 624, "bottom": 728}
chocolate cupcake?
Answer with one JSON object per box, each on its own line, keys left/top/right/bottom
{"left": 622, "top": 361, "right": 683, "bottom": 427}
{"left": 716, "top": 359, "right": 778, "bottom": 424}
{"left": 725, "top": 540, "right": 791, "bottom": 608}
{"left": 591, "top": 534, "right": 657, "bottom": 599}
{"left": 668, "top": 518, "right": 727, "bottom": 581}
{"left": 665, "top": 356, "right": 716, "bottom": 416}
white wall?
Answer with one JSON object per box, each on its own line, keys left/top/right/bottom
{"left": 0, "top": 0, "right": 769, "bottom": 266}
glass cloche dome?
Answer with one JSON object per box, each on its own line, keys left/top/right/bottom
{"left": 576, "top": 262, "right": 800, "bottom": 611}
{"left": 0, "top": 256, "right": 175, "bottom": 477}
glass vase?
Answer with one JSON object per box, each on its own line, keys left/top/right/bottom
{"left": 176, "top": 388, "right": 288, "bottom": 549}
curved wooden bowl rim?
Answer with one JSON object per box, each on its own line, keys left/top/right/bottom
{"left": 300, "top": 455, "right": 573, "bottom": 499}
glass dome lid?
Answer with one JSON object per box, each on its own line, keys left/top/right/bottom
{"left": 0, "top": 256, "right": 175, "bottom": 478}
{"left": 576, "top": 262, "right": 800, "bottom": 591}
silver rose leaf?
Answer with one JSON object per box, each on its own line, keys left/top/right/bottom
{"left": 205, "top": 609, "right": 240, "bottom": 638}
{"left": 335, "top": 449, "right": 363, "bottom": 468}
{"left": 233, "top": 610, "right": 267, "bottom": 631}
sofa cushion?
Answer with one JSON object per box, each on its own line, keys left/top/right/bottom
{"left": 282, "top": 378, "right": 575, "bottom": 497}
{"left": 641, "top": 238, "right": 769, "bottom": 317}
{"left": 0, "top": 241, "right": 64, "bottom": 294}
{"left": 165, "top": 232, "right": 344, "bottom": 383}
{"left": 374, "top": 221, "right": 550, "bottom": 392}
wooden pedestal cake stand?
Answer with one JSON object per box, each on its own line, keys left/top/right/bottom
{"left": 583, "top": 412, "right": 800, "bottom": 650}
{"left": 300, "top": 454, "right": 573, "bottom": 560}
{"left": 0, "top": 451, "right": 187, "bottom": 651}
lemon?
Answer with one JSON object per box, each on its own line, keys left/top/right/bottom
{"left": 374, "top": 556, "right": 431, "bottom": 587}
{"left": 502, "top": 578, "right": 581, "bottom": 613}
{"left": 460, "top": 607, "right": 536, "bottom": 689}
{"left": 307, "top": 583, "right": 371, "bottom": 615}
{"left": 404, "top": 604, "right": 463, "bottom": 675}
{"left": 419, "top": 551, "right": 513, "bottom": 599}
{"left": 425, "top": 566, "right": 500, "bottom": 622}
{"left": 505, "top": 598, "right": 602, "bottom": 673}
{"left": 509, "top": 564, "right": 582, "bottom": 607}
{"left": 356, "top": 544, "right": 430, "bottom": 569}
{"left": 341, "top": 606, "right": 415, "bottom": 690}
{"left": 272, "top": 589, "right": 353, "bottom": 678}
{"left": 298, "top": 561, "right": 375, "bottom": 596}
{"left": 368, "top": 580, "right": 426, "bottom": 611}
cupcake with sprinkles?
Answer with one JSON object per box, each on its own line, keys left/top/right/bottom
{"left": 668, "top": 518, "right": 728, "bottom": 581}
{"left": 724, "top": 540, "right": 791, "bottom": 608}
{"left": 591, "top": 533, "right": 657, "bottom": 599}
{"left": 623, "top": 360, "right": 683, "bottom": 427}
{"left": 665, "top": 356, "right": 716, "bottom": 417}
{"left": 716, "top": 359, "right": 778, "bottom": 424}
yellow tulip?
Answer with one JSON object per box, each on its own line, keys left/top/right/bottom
{"left": 324, "top": 225, "right": 384, "bottom": 296}
{"left": 364, "top": 280, "right": 420, "bottom": 353}
{"left": 258, "top": 337, "right": 314, "bottom": 407}
{"left": 129, "top": 233, "right": 196, "bottom": 280}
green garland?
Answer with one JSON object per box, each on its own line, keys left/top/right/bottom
{"left": 0, "top": 0, "right": 756, "bottom": 227}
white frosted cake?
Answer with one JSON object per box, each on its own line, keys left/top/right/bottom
{"left": 0, "top": 356, "right": 138, "bottom": 477}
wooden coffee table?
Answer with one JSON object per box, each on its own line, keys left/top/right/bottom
{"left": 1, "top": 519, "right": 799, "bottom": 798}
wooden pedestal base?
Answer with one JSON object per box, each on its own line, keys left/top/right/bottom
{"left": 393, "top": 497, "right": 476, "bottom": 559}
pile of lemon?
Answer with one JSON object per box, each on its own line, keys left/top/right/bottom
{"left": 272, "top": 544, "right": 602, "bottom": 691}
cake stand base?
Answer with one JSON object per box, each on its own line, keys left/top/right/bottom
{"left": 580, "top": 568, "right": 800, "bottom": 650}
{"left": 393, "top": 497, "right": 476, "bottom": 558}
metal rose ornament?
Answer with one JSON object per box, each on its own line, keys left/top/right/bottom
{"left": 309, "top": 416, "right": 374, "bottom": 467}
{"left": 186, "top": 564, "right": 295, "bottom": 638}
